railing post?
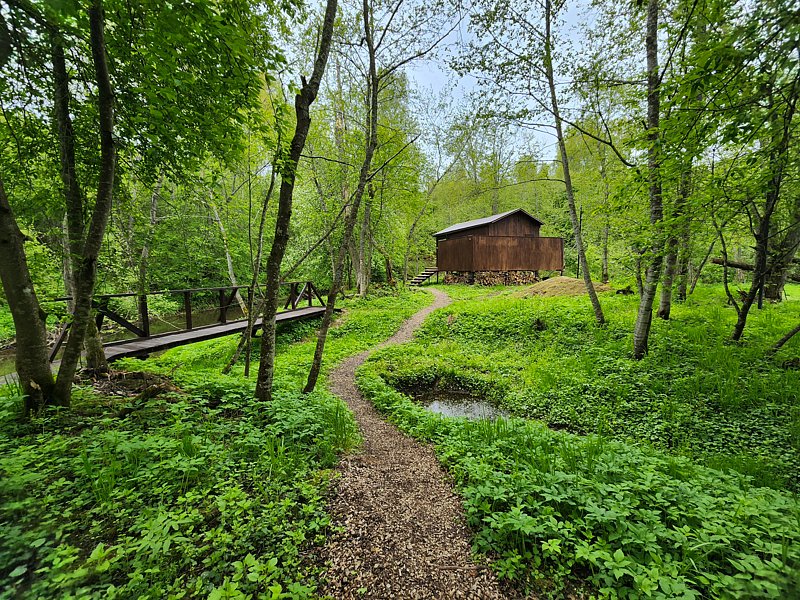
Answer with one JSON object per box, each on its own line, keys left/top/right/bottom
{"left": 219, "top": 289, "right": 227, "bottom": 324}
{"left": 184, "top": 291, "right": 193, "bottom": 330}
{"left": 138, "top": 294, "right": 150, "bottom": 337}
{"left": 307, "top": 281, "right": 312, "bottom": 307}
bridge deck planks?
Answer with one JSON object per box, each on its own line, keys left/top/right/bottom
{"left": 103, "top": 305, "right": 326, "bottom": 361}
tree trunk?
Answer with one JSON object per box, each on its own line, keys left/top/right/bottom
{"left": 304, "top": 0, "right": 380, "bottom": 394}
{"left": 254, "top": 0, "right": 338, "bottom": 401}
{"left": 0, "top": 176, "right": 56, "bottom": 414}
{"left": 138, "top": 175, "right": 163, "bottom": 296}
{"left": 632, "top": 0, "right": 664, "bottom": 359}
{"left": 223, "top": 166, "right": 276, "bottom": 377}
{"left": 53, "top": 4, "right": 117, "bottom": 403}
{"left": 634, "top": 250, "right": 644, "bottom": 297}
{"left": 657, "top": 166, "right": 690, "bottom": 319}
{"left": 83, "top": 317, "right": 108, "bottom": 374}
{"left": 675, "top": 216, "right": 691, "bottom": 301}
{"left": 544, "top": 0, "right": 605, "bottom": 326}
{"left": 601, "top": 220, "right": 609, "bottom": 284}
{"left": 356, "top": 185, "right": 373, "bottom": 296}
{"left": 764, "top": 195, "right": 800, "bottom": 301}
{"left": 770, "top": 321, "right": 800, "bottom": 355}
{"left": 209, "top": 199, "right": 246, "bottom": 311}
{"left": 731, "top": 89, "right": 795, "bottom": 340}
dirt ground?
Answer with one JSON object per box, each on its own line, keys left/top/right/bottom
{"left": 518, "top": 276, "right": 612, "bottom": 298}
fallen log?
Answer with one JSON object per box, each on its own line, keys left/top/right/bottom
{"left": 710, "top": 258, "right": 800, "bottom": 283}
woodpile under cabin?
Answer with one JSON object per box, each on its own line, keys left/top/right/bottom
{"left": 428, "top": 209, "right": 564, "bottom": 285}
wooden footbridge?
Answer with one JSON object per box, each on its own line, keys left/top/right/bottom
{"left": 49, "top": 281, "right": 327, "bottom": 362}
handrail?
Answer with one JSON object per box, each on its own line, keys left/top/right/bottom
{"left": 47, "top": 280, "right": 325, "bottom": 361}
{"left": 48, "top": 281, "right": 316, "bottom": 302}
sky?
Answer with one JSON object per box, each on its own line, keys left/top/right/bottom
{"left": 404, "top": 0, "right": 596, "bottom": 162}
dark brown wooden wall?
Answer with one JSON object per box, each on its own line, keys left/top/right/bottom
{"left": 441, "top": 214, "right": 540, "bottom": 241}
{"left": 437, "top": 236, "right": 563, "bottom": 272}
{"left": 436, "top": 236, "right": 474, "bottom": 271}
{"left": 485, "top": 213, "right": 540, "bottom": 237}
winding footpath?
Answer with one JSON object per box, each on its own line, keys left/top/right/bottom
{"left": 319, "top": 289, "right": 509, "bottom": 599}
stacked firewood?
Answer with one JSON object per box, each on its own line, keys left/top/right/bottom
{"left": 443, "top": 271, "right": 540, "bottom": 285}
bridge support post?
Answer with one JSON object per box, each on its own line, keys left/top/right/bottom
{"left": 219, "top": 289, "right": 227, "bottom": 324}
{"left": 138, "top": 295, "right": 150, "bottom": 337}
{"left": 183, "top": 291, "right": 193, "bottom": 330}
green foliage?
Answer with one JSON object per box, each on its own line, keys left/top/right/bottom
{"left": 357, "top": 284, "right": 800, "bottom": 597}
{"left": 401, "top": 285, "right": 800, "bottom": 490}
{"left": 359, "top": 362, "right": 800, "bottom": 597}
{"left": 0, "top": 288, "right": 431, "bottom": 598}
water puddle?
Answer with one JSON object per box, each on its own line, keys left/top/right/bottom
{"left": 411, "top": 389, "right": 509, "bottom": 420}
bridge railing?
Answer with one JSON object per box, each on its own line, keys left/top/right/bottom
{"left": 48, "top": 280, "right": 325, "bottom": 361}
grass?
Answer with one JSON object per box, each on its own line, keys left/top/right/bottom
{"left": 356, "top": 283, "right": 800, "bottom": 598}
{"left": 0, "top": 287, "right": 432, "bottom": 600}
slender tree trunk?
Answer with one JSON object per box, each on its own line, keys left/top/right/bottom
{"left": 223, "top": 166, "right": 276, "bottom": 376}
{"left": 632, "top": 0, "right": 664, "bottom": 359}
{"left": 770, "top": 321, "right": 800, "bottom": 356}
{"left": 634, "top": 250, "right": 645, "bottom": 297}
{"left": 657, "top": 166, "right": 690, "bottom": 319}
{"left": 764, "top": 195, "right": 800, "bottom": 301}
{"left": 304, "top": 0, "right": 380, "bottom": 394}
{"left": 731, "top": 92, "right": 795, "bottom": 340}
{"left": 356, "top": 185, "right": 373, "bottom": 296}
{"left": 0, "top": 177, "right": 56, "bottom": 413}
{"left": 209, "top": 199, "right": 246, "bottom": 311}
{"left": 601, "top": 221, "right": 609, "bottom": 283}
{"left": 138, "top": 175, "right": 163, "bottom": 297}
{"left": 676, "top": 217, "right": 692, "bottom": 301}
{"left": 544, "top": 0, "right": 605, "bottom": 325}
{"left": 255, "top": 0, "right": 338, "bottom": 401}
{"left": 53, "top": 4, "right": 116, "bottom": 403}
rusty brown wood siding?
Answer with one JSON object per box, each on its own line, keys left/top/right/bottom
{"left": 437, "top": 236, "right": 563, "bottom": 271}
{"left": 437, "top": 236, "right": 474, "bottom": 271}
{"left": 485, "top": 213, "right": 540, "bottom": 237}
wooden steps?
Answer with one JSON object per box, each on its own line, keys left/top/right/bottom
{"left": 409, "top": 267, "right": 439, "bottom": 286}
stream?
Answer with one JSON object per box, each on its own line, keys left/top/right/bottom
{"left": 0, "top": 307, "right": 246, "bottom": 378}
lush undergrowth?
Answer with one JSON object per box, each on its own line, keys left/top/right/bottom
{"left": 359, "top": 366, "right": 800, "bottom": 598}
{"left": 0, "top": 288, "right": 431, "bottom": 599}
{"left": 0, "top": 307, "right": 15, "bottom": 346}
{"left": 395, "top": 284, "right": 800, "bottom": 490}
{"left": 358, "top": 283, "right": 800, "bottom": 597}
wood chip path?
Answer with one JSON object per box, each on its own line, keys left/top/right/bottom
{"left": 319, "top": 289, "right": 512, "bottom": 600}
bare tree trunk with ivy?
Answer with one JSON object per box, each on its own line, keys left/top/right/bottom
{"left": 255, "top": 0, "right": 338, "bottom": 401}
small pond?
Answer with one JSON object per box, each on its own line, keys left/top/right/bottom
{"left": 409, "top": 389, "right": 509, "bottom": 420}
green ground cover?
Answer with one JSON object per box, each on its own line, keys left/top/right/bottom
{"left": 0, "top": 288, "right": 431, "bottom": 600}
{"left": 384, "top": 284, "right": 800, "bottom": 490}
{"left": 0, "top": 307, "right": 15, "bottom": 346}
{"left": 358, "top": 284, "right": 800, "bottom": 598}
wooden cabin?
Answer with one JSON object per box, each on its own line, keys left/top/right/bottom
{"left": 433, "top": 209, "right": 563, "bottom": 279}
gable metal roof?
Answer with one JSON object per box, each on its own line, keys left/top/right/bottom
{"left": 432, "top": 208, "right": 543, "bottom": 238}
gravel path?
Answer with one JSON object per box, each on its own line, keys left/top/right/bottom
{"left": 319, "top": 288, "right": 509, "bottom": 600}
